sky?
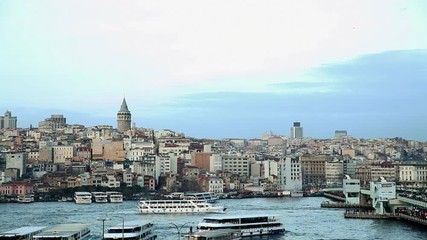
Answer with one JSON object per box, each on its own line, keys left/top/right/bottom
{"left": 1, "top": 0, "right": 427, "bottom": 141}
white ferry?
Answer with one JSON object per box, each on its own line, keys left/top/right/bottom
{"left": 185, "top": 229, "right": 241, "bottom": 240}
{"left": 183, "top": 192, "right": 219, "bottom": 203}
{"left": 0, "top": 226, "right": 46, "bottom": 240}
{"left": 74, "top": 192, "right": 92, "bottom": 204}
{"left": 106, "top": 191, "right": 123, "bottom": 203}
{"left": 104, "top": 220, "right": 157, "bottom": 240}
{"left": 32, "top": 224, "right": 90, "bottom": 240}
{"left": 16, "top": 195, "right": 34, "bottom": 203}
{"left": 197, "top": 215, "right": 285, "bottom": 237}
{"left": 91, "top": 192, "right": 108, "bottom": 203}
{"left": 138, "top": 199, "right": 226, "bottom": 214}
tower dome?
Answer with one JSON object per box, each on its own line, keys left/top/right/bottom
{"left": 117, "top": 98, "right": 131, "bottom": 133}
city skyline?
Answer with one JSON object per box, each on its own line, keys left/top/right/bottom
{"left": 1, "top": 1, "right": 427, "bottom": 141}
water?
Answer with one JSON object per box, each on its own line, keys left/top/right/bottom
{"left": 0, "top": 197, "right": 425, "bottom": 239}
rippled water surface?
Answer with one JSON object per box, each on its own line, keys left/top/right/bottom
{"left": 0, "top": 197, "right": 425, "bottom": 239}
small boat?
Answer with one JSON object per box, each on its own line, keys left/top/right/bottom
{"left": 74, "top": 192, "right": 92, "bottom": 204}
{"left": 32, "top": 224, "right": 90, "bottom": 240}
{"left": 0, "top": 226, "right": 46, "bottom": 240}
{"left": 185, "top": 229, "right": 241, "bottom": 240}
{"left": 91, "top": 192, "right": 108, "bottom": 203}
{"left": 106, "top": 191, "right": 123, "bottom": 203}
{"left": 138, "top": 199, "right": 226, "bottom": 214}
{"left": 16, "top": 195, "right": 34, "bottom": 203}
{"left": 104, "top": 220, "right": 157, "bottom": 240}
{"left": 197, "top": 215, "right": 285, "bottom": 237}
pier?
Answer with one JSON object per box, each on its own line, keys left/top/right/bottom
{"left": 344, "top": 211, "right": 427, "bottom": 226}
{"left": 321, "top": 201, "right": 372, "bottom": 209}
{"left": 344, "top": 210, "right": 394, "bottom": 219}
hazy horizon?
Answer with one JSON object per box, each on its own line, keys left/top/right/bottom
{"left": 1, "top": 1, "right": 427, "bottom": 141}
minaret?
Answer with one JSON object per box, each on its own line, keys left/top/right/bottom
{"left": 117, "top": 98, "right": 131, "bottom": 133}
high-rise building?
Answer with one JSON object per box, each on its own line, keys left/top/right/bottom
{"left": 290, "top": 122, "right": 303, "bottom": 139}
{"left": 0, "top": 110, "right": 17, "bottom": 130}
{"left": 117, "top": 98, "right": 131, "bottom": 133}
{"left": 335, "top": 130, "right": 348, "bottom": 138}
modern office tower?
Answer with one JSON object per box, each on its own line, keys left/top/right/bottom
{"left": 0, "top": 110, "right": 17, "bottom": 130}
{"left": 290, "top": 122, "right": 303, "bottom": 139}
{"left": 117, "top": 98, "right": 131, "bottom": 133}
{"left": 335, "top": 130, "right": 348, "bottom": 138}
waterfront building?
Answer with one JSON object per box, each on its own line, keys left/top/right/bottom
{"left": 369, "top": 178, "right": 396, "bottom": 214}
{"left": 1, "top": 181, "right": 34, "bottom": 196}
{"left": 325, "top": 160, "right": 344, "bottom": 187}
{"left": 290, "top": 122, "right": 303, "bottom": 139}
{"left": 278, "top": 157, "right": 302, "bottom": 192}
{"left": 208, "top": 177, "right": 224, "bottom": 193}
{"left": 300, "top": 154, "right": 331, "bottom": 188}
{"left": 343, "top": 176, "right": 360, "bottom": 204}
{"left": 117, "top": 98, "right": 131, "bottom": 133}
{"left": 397, "top": 163, "right": 427, "bottom": 189}
{"left": 0, "top": 110, "right": 17, "bottom": 130}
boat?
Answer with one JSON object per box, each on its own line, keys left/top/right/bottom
{"left": 106, "top": 191, "right": 123, "bottom": 203}
{"left": 183, "top": 192, "right": 219, "bottom": 203}
{"left": 32, "top": 224, "right": 90, "bottom": 240}
{"left": 74, "top": 192, "right": 92, "bottom": 204}
{"left": 185, "top": 229, "right": 241, "bottom": 240}
{"left": 137, "top": 199, "right": 226, "bottom": 214}
{"left": 104, "top": 220, "right": 157, "bottom": 240}
{"left": 16, "top": 195, "right": 34, "bottom": 203}
{"left": 91, "top": 192, "right": 108, "bottom": 203}
{"left": 197, "top": 215, "right": 285, "bottom": 237}
{"left": 0, "top": 226, "right": 46, "bottom": 240}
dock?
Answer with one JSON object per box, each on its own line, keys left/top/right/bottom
{"left": 344, "top": 211, "right": 394, "bottom": 219}
{"left": 344, "top": 211, "right": 427, "bottom": 226}
{"left": 321, "top": 201, "right": 372, "bottom": 209}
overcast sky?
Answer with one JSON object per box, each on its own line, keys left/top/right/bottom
{"left": 1, "top": 0, "right": 426, "bottom": 141}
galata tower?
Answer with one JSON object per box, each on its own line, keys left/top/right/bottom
{"left": 117, "top": 98, "right": 131, "bottom": 132}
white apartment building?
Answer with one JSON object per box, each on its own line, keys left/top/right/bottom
{"left": 124, "top": 138, "right": 155, "bottom": 159}
{"left": 157, "top": 153, "right": 178, "bottom": 175}
{"left": 325, "top": 160, "right": 344, "bottom": 186}
{"left": 398, "top": 163, "right": 427, "bottom": 184}
{"left": 208, "top": 177, "right": 224, "bottom": 193}
{"left": 278, "top": 157, "right": 302, "bottom": 192}
{"left": 209, "top": 154, "right": 222, "bottom": 173}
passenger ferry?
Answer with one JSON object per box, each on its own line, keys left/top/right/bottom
{"left": 197, "top": 215, "right": 285, "bottom": 237}
{"left": 16, "top": 195, "right": 34, "bottom": 203}
{"left": 104, "top": 220, "right": 157, "bottom": 240}
{"left": 183, "top": 192, "right": 219, "bottom": 203}
{"left": 138, "top": 199, "right": 226, "bottom": 214}
{"left": 0, "top": 226, "right": 46, "bottom": 240}
{"left": 106, "top": 191, "right": 123, "bottom": 203}
{"left": 91, "top": 192, "right": 108, "bottom": 203}
{"left": 74, "top": 192, "right": 92, "bottom": 204}
{"left": 32, "top": 224, "right": 90, "bottom": 240}
{"left": 185, "top": 229, "right": 241, "bottom": 240}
